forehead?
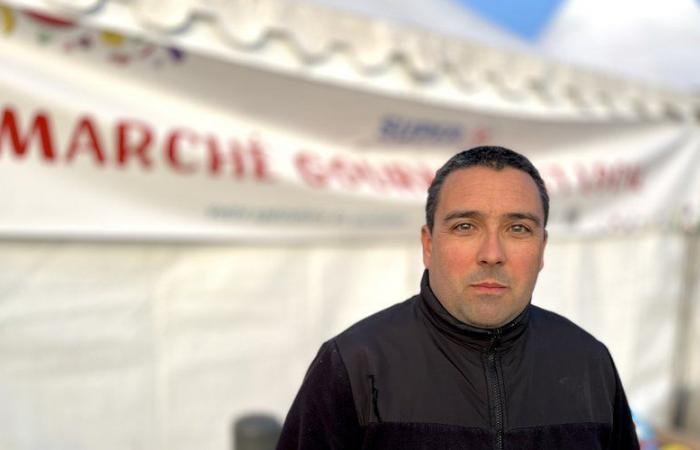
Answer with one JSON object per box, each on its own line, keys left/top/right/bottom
{"left": 437, "top": 166, "right": 544, "bottom": 218}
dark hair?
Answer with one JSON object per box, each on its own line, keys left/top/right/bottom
{"left": 426, "top": 146, "right": 549, "bottom": 230}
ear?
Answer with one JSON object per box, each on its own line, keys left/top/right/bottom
{"left": 421, "top": 225, "right": 433, "bottom": 269}
{"left": 539, "top": 229, "right": 548, "bottom": 271}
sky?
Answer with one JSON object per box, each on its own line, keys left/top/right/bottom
{"left": 307, "top": 0, "right": 700, "bottom": 91}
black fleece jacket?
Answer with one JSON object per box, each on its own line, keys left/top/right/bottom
{"left": 278, "top": 271, "right": 639, "bottom": 450}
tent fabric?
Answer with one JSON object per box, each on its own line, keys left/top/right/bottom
{"left": 0, "top": 240, "right": 425, "bottom": 450}
{"left": 3, "top": 0, "right": 694, "bottom": 121}
{"left": 1, "top": 2, "right": 699, "bottom": 449}
{"left": 0, "top": 233, "right": 688, "bottom": 450}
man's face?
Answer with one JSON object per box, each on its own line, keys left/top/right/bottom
{"left": 421, "top": 166, "right": 547, "bottom": 328}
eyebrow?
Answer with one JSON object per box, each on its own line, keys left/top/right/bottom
{"left": 443, "top": 210, "right": 483, "bottom": 223}
{"left": 505, "top": 212, "right": 542, "bottom": 227}
{"left": 442, "top": 210, "right": 542, "bottom": 227}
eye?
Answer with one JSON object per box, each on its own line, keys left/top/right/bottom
{"left": 453, "top": 222, "right": 474, "bottom": 232}
{"left": 510, "top": 224, "right": 531, "bottom": 234}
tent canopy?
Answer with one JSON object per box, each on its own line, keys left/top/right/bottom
{"left": 4, "top": 0, "right": 696, "bottom": 122}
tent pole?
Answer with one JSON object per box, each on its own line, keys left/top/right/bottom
{"left": 671, "top": 228, "right": 699, "bottom": 429}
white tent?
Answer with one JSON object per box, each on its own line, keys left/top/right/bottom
{"left": 304, "top": 0, "right": 700, "bottom": 91}
{"left": 0, "top": 0, "right": 699, "bottom": 449}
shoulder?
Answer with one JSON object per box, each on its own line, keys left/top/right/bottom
{"left": 528, "top": 305, "right": 611, "bottom": 361}
{"left": 334, "top": 295, "right": 420, "bottom": 352}
{"left": 325, "top": 296, "right": 422, "bottom": 425}
{"left": 330, "top": 295, "right": 425, "bottom": 376}
{"left": 529, "top": 304, "right": 600, "bottom": 343}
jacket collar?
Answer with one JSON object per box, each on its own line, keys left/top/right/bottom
{"left": 418, "top": 270, "right": 529, "bottom": 351}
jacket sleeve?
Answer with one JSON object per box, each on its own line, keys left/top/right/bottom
{"left": 277, "top": 340, "right": 364, "bottom": 450}
{"left": 608, "top": 355, "right": 640, "bottom": 450}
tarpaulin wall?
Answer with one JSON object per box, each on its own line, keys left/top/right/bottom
{"left": 0, "top": 233, "right": 694, "bottom": 450}
{"left": 0, "top": 4, "right": 699, "bottom": 449}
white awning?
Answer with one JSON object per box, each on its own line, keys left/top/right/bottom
{"left": 3, "top": 0, "right": 696, "bottom": 122}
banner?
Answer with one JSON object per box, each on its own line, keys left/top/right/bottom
{"left": 0, "top": 102, "right": 442, "bottom": 240}
{"left": 0, "top": 5, "right": 698, "bottom": 241}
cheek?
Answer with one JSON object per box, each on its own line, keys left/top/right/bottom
{"left": 437, "top": 240, "right": 477, "bottom": 271}
{"left": 508, "top": 246, "right": 544, "bottom": 281}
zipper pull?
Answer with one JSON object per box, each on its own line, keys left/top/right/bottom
{"left": 489, "top": 328, "right": 502, "bottom": 352}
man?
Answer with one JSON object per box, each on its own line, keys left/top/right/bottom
{"left": 277, "top": 146, "right": 639, "bottom": 449}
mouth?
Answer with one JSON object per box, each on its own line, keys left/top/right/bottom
{"left": 470, "top": 281, "right": 508, "bottom": 294}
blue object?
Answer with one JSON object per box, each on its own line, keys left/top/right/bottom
{"left": 452, "top": 0, "right": 565, "bottom": 40}
{"left": 632, "top": 411, "right": 659, "bottom": 450}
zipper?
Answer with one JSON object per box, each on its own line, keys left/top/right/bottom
{"left": 486, "top": 331, "right": 504, "bottom": 450}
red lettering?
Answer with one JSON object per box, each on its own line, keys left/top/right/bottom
{"left": 295, "top": 151, "right": 327, "bottom": 188}
{"left": 165, "top": 129, "right": 198, "bottom": 174}
{"left": 548, "top": 161, "right": 643, "bottom": 196}
{"left": 0, "top": 108, "right": 56, "bottom": 161}
{"left": 207, "top": 137, "right": 245, "bottom": 177}
{"left": 249, "top": 138, "right": 273, "bottom": 181}
{"left": 626, "top": 165, "right": 642, "bottom": 190}
{"left": 416, "top": 165, "right": 436, "bottom": 189}
{"left": 329, "top": 157, "right": 360, "bottom": 189}
{"left": 592, "top": 162, "right": 610, "bottom": 190}
{"left": 207, "top": 136, "right": 243, "bottom": 178}
{"left": 544, "top": 164, "right": 571, "bottom": 195}
{"left": 207, "top": 137, "right": 275, "bottom": 181}
{"left": 354, "top": 160, "right": 388, "bottom": 192}
{"left": 471, "top": 127, "right": 491, "bottom": 146}
{"left": 230, "top": 141, "right": 245, "bottom": 177}
{"left": 208, "top": 137, "right": 221, "bottom": 174}
{"left": 574, "top": 164, "right": 593, "bottom": 193}
{"left": 116, "top": 120, "right": 153, "bottom": 169}
{"left": 604, "top": 164, "right": 626, "bottom": 191}
{"left": 65, "top": 116, "right": 105, "bottom": 165}
{"left": 383, "top": 163, "right": 414, "bottom": 191}
{"left": 589, "top": 161, "right": 643, "bottom": 193}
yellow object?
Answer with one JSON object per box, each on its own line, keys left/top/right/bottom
{"left": 661, "top": 444, "right": 691, "bottom": 450}
{"left": 100, "top": 30, "right": 124, "bottom": 47}
{"left": 1, "top": 6, "right": 15, "bottom": 34}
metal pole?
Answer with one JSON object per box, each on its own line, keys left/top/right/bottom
{"left": 671, "top": 229, "right": 699, "bottom": 429}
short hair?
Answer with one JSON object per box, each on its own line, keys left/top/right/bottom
{"left": 425, "top": 146, "right": 549, "bottom": 231}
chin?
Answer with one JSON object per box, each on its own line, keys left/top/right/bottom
{"left": 477, "top": 320, "right": 508, "bottom": 329}
{"left": 465, "top": 307, "right": 512, "bottom": 328}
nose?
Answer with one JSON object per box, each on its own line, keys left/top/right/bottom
{"left": 477, "top": 231, "right": 505, "bottom": 266}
